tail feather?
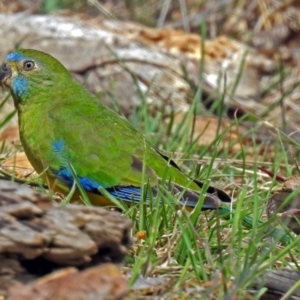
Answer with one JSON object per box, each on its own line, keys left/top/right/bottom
{"left": 101, "top": 184, "right": 222, "bottom": 209}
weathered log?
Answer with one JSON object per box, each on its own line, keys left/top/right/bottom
{"left": 6, "top": 264, "right": 128, "bottom": 300}
{"left": 252, "top": 269, "right": 300, "bottom": 300}
{"left": 267, "top": 176, "right": 300, "bottom": 235}
{"left": 0, "top": 180, "right": 132, "bottom": 297}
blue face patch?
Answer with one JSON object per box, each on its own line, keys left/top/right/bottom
{"left": 6, "top": 52, "right": 26, "bottom": 62}
{"left": 6, "top": 52, "right": 30, "bottom": 97}
{"left": 12, "top": 75, "right": 29, "bottom": 96}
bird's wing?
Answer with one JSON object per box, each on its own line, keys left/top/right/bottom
{"left": 45, "top": 100, "right": 161, "bottom": 190}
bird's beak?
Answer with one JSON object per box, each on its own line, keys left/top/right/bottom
{"left": 0, "top": 62, "right": 12, "bottom": 88}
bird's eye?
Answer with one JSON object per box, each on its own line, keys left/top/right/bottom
{"left": 2, "top": 63, "right": 9, "bottom": 72}
{"left": 23, "top": 60, "right": 35, "bottom": 71}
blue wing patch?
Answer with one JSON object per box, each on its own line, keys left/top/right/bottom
{"left": 51, "top": 139, "right": 143, "bottom": 202}
{"left": 52, "top": 167, "right": 142, "bottom": 203}
{"left": 52, "top": 139, "right": 65, "bottom": 154}
{"left": 51, "top": 167, "right": 221, "bottom": 209}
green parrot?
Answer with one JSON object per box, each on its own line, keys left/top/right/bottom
{"left": 0, "top": 49, "right": 231, "bottom": 209}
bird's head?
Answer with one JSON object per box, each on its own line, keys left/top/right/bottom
{"left": 0, "top": 49, "right": 71, "bottom": 105}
